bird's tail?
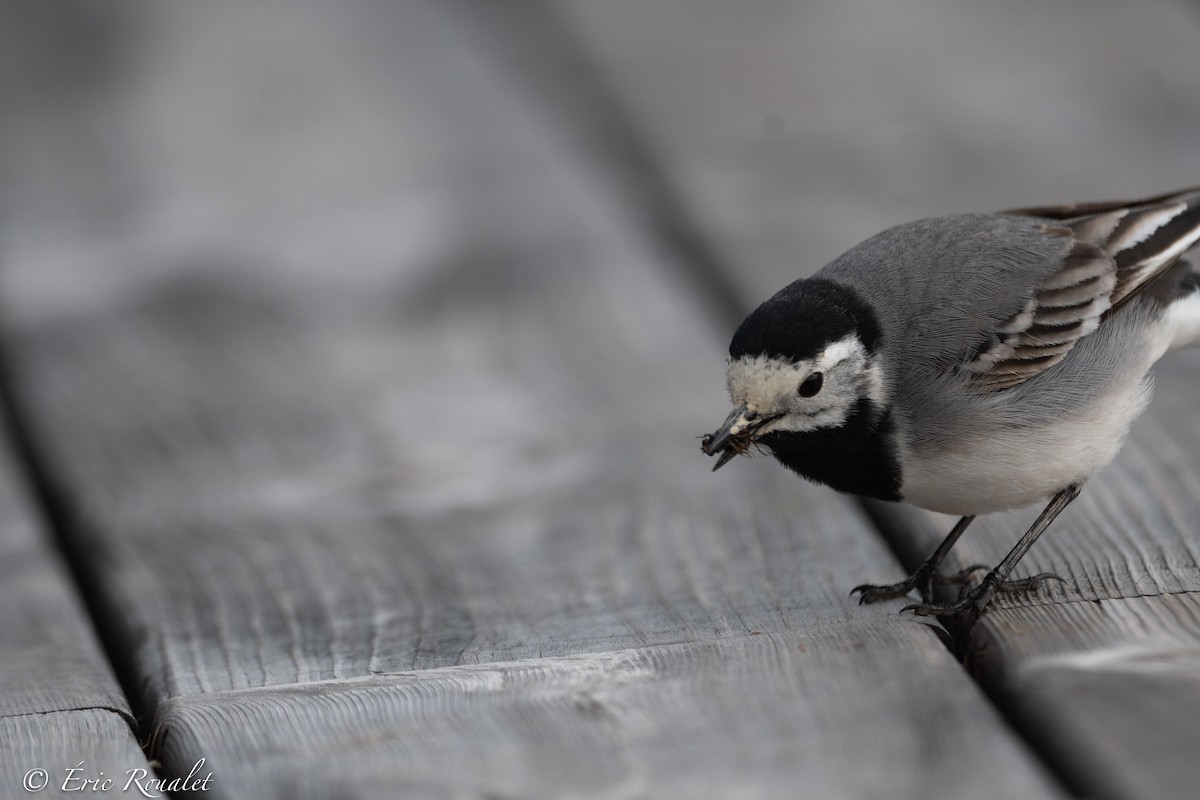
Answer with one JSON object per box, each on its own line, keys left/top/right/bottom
{"left": 1008, "top": 186, "right": 1200, "bottom": 332}
{"left": 1165, "top": 258, "right": 1200, "bottom": 351}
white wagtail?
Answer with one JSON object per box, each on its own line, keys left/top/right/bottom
{"left": 702, "top": 187, "right": 1200, "bottom": 621}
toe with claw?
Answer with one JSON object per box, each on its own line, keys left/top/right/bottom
{"left": 902, "top": 570, "right": 1066, "bottom": 624}
{"left": 851, "top": 563, "right": 989, "bottom": 606}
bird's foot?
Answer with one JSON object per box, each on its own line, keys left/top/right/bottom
{"left": 991, "top": 572, "right": 1067, "bottom": 595}
{"left": 851, "top": 563, "right": 989, "bottom": 605}
{"left": 900, "top": 571, "right": 1065, "bottom": 623}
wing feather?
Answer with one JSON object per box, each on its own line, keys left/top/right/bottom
{"left": 963, "top": 187, "right": 1200, "bottom": 391}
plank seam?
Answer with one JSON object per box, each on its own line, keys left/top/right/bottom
{"left": 0, "top": 344, "right": 150, "bottom": 743}
{"left": 0, "top": 705, "right": 135, "bottom": 725}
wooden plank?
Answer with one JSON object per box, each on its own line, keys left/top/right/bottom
{"left": 155, "top": 628, "right": 1056, "bottom": 800}
{"left": 0, "top": 1, "right": 1065, "bottom": 797}
{"left": 0, "top": 443, "right": 125, "bottom": 719}
{"left": 972, "top": 594, "right": 1200, "bottom": 800}
{"left": 547, "top": 2, "right": 1200, "bottom": 797}
{"left": 0, "top": 0, "right": 897, "bottom": 695}
{"left": 0, "top": 129, "right": 933, "bottom": 700}
{"left": 0, "top": 402, "right": 151, "bottom": 787}
{"left": 1, "top": 710, "right": 153, "bottom": 799}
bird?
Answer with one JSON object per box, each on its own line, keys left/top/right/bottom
{"left": 701, "top": 186, "right": 1200, "bottom": 623}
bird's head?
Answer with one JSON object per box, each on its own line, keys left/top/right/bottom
{"left": 702, "top": 278, "right": 887, "bottom": 471}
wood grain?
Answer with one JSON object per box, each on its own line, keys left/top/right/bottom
{"left": 0, "top": 180, "right": 933, "bottom": 700}
{"left": 0, "top": 441, "right": 125, "bottom": 719}
{"left": 1, "top": 710, "right": 152, "bottom": 799}
{"left": 0, "top": 0, "right": 909, "bottom": 698}
{"left": 972, "top": 594, "right": 1200, "bottom": 800}
{"left": 0, "top": 378, "right": 149, "bottom": 784}
{"left": 156, "top": 628, "right": 1058, "bottom": 800}
{"left": 0, "top": 1, "right": 1068, "bottom": 797}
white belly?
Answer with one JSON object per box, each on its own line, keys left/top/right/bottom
{"left": 898, "top": 378, "right": 1153, "bottom": 516}
{"left": 892, "top": 294, "right": 1189, "bottom": 516}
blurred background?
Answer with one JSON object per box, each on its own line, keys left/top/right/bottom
{"left": 4, "top": 0, "right": 1200, "bottom": 315}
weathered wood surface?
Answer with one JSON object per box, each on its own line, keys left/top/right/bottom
{"left": 155, "top": 629, "right": 1054, "bottom": 800}
{"left": 0, "top": 1, "right": 1066, "bottom": 799}
{"left": 549, "top": 2, "right": 1200, "bottom": 798}
{"left": 1, "top": 711, "right": 152, "bottom": 799}
{"left": 0, "top": 441, "right": 123, "bottom": 720}
{"left": 0, "top": 402, "right": 150, "bottom": 789}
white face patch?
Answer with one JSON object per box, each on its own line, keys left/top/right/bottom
{"left": 725, "top": 334, "right": 886, "bottom": 435}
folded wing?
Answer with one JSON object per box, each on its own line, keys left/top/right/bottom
{"left": 961, "top": 187, "right": 1200, "bottom": 390}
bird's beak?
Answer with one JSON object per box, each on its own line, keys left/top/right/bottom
{"left": 701, "top": 404, "right": 755, "bottom": 472}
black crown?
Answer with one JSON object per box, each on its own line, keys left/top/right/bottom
{"left": 729, "top": 278, "right": 882, "bottom": 362}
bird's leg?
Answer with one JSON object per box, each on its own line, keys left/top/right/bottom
{"left": 904, "top": 484, "right": 1081, "bottom": 624}
{"left": 852, "top": 515, "right": 983, "bottom": 605}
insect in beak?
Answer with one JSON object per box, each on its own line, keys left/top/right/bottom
{"left": 701, "top": 405, "right": 780, "bottom": 471}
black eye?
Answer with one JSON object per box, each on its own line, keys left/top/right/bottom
{"left": 798, "top": 372, "right": 824, "bottom": 398}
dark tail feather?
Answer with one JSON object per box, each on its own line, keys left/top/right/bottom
{"left": 1011, "top": 187, "right": 1200, "bottom": 312}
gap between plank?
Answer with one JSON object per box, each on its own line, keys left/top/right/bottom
{"left": 0, "top": 341, "right": 161, "bottom": 763}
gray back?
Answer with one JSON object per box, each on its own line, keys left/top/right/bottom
{"left": 818, "top": 214, "right": 1069, "bottom": 379}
